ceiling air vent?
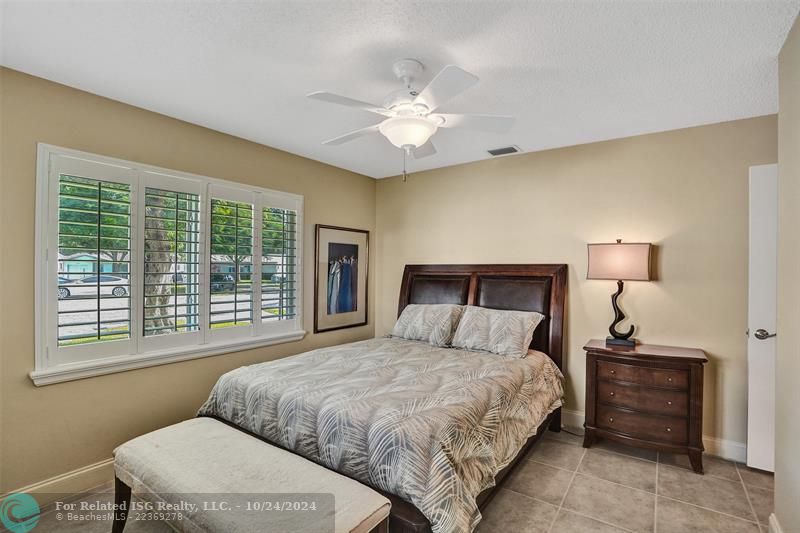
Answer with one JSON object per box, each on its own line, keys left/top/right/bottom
{"left": 487, "top": 145, "right": 521, "bottom": 157}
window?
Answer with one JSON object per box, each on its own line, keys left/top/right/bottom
{"left": 34, "top": 145, "right": 304, "bottom": 386}
{"left": 210, "top": 198, "right": 254, "bottom": 330}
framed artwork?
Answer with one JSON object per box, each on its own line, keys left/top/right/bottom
{"left": 314, "top": 224, "right": 369, "bottom": 333}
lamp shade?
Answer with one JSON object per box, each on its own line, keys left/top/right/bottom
{"left": 587, "top": 242, "right": 652, "bottom": 281}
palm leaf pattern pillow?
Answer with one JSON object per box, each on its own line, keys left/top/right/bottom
{"left": 452, "top": 306, "right": 545, "bottom": 357}
{"left": 391, "top": 304, "right": 465, "bottom": 346}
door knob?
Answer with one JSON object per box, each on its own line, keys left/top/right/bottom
{"left": 754, "top": 329, "right": 776, "bottom": 340}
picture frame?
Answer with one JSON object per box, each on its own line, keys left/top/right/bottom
{"left": 314, "top": 224, "right": 369, "bottom": 333}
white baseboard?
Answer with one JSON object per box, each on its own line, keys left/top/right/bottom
{"left": 562, "top": 408, "right": 585, "bottom": 430}
{"left": 768, "top": 513, "right": 783, "bottom": 533}
{"left": 703, "top": 435, "right": 747, "bottom": 463}
{"left": 1, "top": 458, "right": 113, "bottom": 506}
{"left": 559, "top": 408, "right": 747, "bottom": 463}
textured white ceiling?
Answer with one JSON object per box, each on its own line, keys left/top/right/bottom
{"left": 2, "top": 1, "right": 798, "bottom": 178}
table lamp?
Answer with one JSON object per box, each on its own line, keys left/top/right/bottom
{"left": 587, "top": 239, "right": 652, "bottom": 347}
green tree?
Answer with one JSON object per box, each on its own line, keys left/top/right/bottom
{"left": 59, "top": 177, "right": 296, "bottom": 332}
{"left": 210, "top": 199, "right": 253, "bottom": 284}
{"left": 143, "top": 189, "right": 200, "bottom": 335}
{"left": 58, "top": 176, "right": 131, "bottom": 274}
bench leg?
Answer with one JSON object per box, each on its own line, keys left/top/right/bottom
{"left": 370, "top": 517, "right": 389, "bottom": 533}
{"left": 112, "top": 476, "right": 131, "bottom": 533}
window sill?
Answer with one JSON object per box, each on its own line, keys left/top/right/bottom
{"left": 29, "top": 330, "right": 307, "bottom": 386}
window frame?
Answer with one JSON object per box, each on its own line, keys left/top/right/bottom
{"left": 46, "top": 155, "right": 138, "bottom": 362}
{"left": 33, "top": 144, "right": 305, "bottom": 386}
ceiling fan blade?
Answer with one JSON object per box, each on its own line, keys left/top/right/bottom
{"left": 414, "top": 65, "right": 479, "bottom": 111}
{"left": 433, "top": 113, "right": 515, "bottom": 133}
{"left": 412, "top": 140, "right": 437, "bottom": 159}
{"left": 307, "top": 92, "right": 393, "bottom": 117}
{"left": 322, "top": 124, "right": 381, "bottom": 146}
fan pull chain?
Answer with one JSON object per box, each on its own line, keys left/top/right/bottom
{"left": 402, "top": 147, "right": 408, "bottom": 182}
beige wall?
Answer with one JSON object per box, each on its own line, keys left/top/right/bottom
{"left": 776, "top": 14, "right": 800, "bottom": 533}
{"left": 0, "top": 68, "right": 376, "bottom": 492}
{"left": 0, "top": 61, "right": 788, "bottom": 501}
{"left": 375, "top": 116, "right": 777, "bottom": 448}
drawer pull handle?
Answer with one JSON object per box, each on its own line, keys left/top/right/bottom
{"left": 609, "top": 392, "right": 615, "bottom": 397}
{"left": 609, "top": 417, "right": 614, "bottom": 423}
{"left": 667, "top": 377, "right": 673, "bottom": 382}
{"left": 667, "top": 401, "right": 673, "bottom": 406}
{"left": 610, "top": 370, "right": 616, "bottom": 375}
{"left": 666, "top": 427, "right": 672, "bottom": 432}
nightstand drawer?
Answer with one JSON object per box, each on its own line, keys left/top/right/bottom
{"left": 597, "top": 360, "right": 688, "bottom": 390}
{"left": 597, "top": 404, "right": 688, "bottom": 444}
{"left": 598, "top": 381, "right": 688, "bottom": 416}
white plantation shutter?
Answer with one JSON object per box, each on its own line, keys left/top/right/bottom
{"left": 257, "top": 191, "right": 303, "bottom": 335}
{"left": 34, "top": 145, "right": 305, "bottom": 386}
{"left": 57, "top": 175, "right": 133, "bottom": 347}
{"left": 143, "top": 187, "right": 202, "bottom": 337}
{"left": 261, "top": 206, "right": 298, "bottom": 322}
{"left": 209, "top": 197, "right": 255, "bottom": 331}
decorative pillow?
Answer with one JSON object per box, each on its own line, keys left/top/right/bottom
{"left": 451, "top": 306, "right": 545, "bottom": 358}
{"left": 391, "top": 304, "right": 465, "bottom": 347}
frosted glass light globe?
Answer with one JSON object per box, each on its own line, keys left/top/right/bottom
{"left": 379, "top": 117, "right": 437, "bottom": 148}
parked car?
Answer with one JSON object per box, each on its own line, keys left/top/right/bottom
{"left": 77, "top": 274, "right": 129, "bottom": 296}
{"left": 210, "top": 274, "right": 235, "bottom": 292}
{"left": 58, "top": 276, "right": 72, "bottom": 299}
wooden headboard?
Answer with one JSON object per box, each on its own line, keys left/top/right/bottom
{"left": 398, "top": 264, "right": 568, "bottom": 370}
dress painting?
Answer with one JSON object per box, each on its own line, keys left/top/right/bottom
{"left": 327, "top": 243, "right": 358, "bottom": 314}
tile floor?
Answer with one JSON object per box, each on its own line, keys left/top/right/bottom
{"left": 477, "top": 428, "right": 774, "bottom": 533}
{"left": 33, "top": 427, "right": 774, "bottom": 532}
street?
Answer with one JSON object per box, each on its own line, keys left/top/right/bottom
{"left": 57, "top": 290, "right": 286, "bottom": 340}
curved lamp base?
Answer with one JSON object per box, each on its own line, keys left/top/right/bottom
{"left": 606, "top": 280, "right": 637, "bottom": 348}
{"left": 606, "top": 336, "right": 636, "bottom": 348}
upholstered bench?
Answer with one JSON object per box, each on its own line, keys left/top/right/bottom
{"left": 112, "top": 418, "right": 390, "bottom": 533}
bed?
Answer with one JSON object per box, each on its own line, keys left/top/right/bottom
{"left": 199, "top": 264, "right": 567, "bottom": 533}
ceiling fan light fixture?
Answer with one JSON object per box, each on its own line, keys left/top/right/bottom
{"left": 310, "top": 60, "right": 513, "bottom": 162}
{"left": 378, "top": 116, "right": 437, "bottom": 149}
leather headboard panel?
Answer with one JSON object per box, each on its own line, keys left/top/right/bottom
{"left": 408, "top": 275, "right": 470, "bottom": 305}
{"left": 397, "top": 264, "right": 567, "bottom": 370}
{"left": 476, "top": 276, "right": 551, "bottom": 313}
{"left": 476, "top": 276, "right": 552, "bottom": 354}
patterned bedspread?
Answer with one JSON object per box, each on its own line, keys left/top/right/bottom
{"left": 198, "top": 337, "right": 564, "bottom": 533}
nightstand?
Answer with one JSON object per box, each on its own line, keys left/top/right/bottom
{"left": 582, "top": 339, "right": 708, "bottom": 473}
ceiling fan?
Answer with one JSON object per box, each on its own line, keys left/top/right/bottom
{"left": 307, "top": 59, "right": 515, "bottom": 160}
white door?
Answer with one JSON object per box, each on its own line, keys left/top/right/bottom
{"left": 747, "top": 163, "right": 778, "bottom": 472}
